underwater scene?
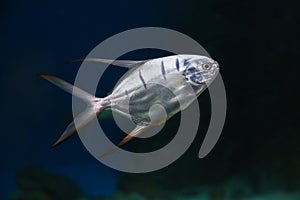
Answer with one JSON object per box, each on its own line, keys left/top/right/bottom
{"left": 0, "top": 0, "right": 298, "bottom": 199}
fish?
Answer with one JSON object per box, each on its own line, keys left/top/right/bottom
{"left": 40, "top": 54, "right": 219, "bottom": 154}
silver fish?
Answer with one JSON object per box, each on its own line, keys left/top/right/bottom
{"left": 40, "top": 54, "right": 219, "bottom": 154}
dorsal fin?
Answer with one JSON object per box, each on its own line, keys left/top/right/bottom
{"left": 69, "top": 58, "right": 147, "bottom": 68}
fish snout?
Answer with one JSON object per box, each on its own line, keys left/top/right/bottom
{"left": 212, "top": 61, "right": 219, "bottom": 69}
{"left": 212, "top": 61, "right": 219, "bottom": 74}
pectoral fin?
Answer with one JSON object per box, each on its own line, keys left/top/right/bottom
{"left": 69, "top": 58, "right": 147, "bottom": 68}
{"left": 165, "top": 74, "right": 186, "bottom": 83}
{"left": 99, "top": 125, "right": 153, "bottom": 158}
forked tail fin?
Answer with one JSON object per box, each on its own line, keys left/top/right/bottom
{"left": 39, "top": 74, "right": 107, "bottom": 147}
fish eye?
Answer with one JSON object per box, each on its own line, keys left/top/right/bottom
{"left": 202, "top": 63, "right": 212, "bottom": 70}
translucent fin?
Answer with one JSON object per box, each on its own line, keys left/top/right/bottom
{"left": 165, "top": 74, "right": 186, "bottom": 84}
{"left": 40, "top": 74, "right": 95, "bottom": 103}
{"left": 51, "top": 107, "right": 101, "bottom": 147}
{"left": 69, "top": 58, "right": 146, "bottom": 68}
{"left": 99, "top": 125, "right": 153, "bottom": 158}
{"left": 40, "top": 74, "right": 107, "bottom": 147}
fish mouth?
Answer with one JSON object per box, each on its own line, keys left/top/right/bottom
{"left": 213, "top": 67, "right": 219, "bottom": 75}
{"left": 211, "top": 62, "right": 219, "bottom": 76}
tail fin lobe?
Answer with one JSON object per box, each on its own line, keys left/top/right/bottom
{"left": 40, "top": 74, "right": 107, "bottom": 147}
{"left": 39, "top": 74, "right": 96, "bottom": 103}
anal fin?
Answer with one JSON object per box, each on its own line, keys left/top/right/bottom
{"left": 99, "top": 125, "right": 153, "bottom": 158}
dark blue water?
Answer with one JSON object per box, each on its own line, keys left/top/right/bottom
{"left": 0, "top": 0, "right": 168, "bottom": 198}
{"left": 1, "top": 0, "right": 298, "bottom": 199}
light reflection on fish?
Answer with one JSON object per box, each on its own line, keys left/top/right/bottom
{"left": 40, "top": 54, "right": 219, "bottom": 155}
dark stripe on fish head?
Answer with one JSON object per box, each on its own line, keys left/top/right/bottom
{"left": 183, "top": 58, "right": 192, "bottom": 66}
{"left": 176, "top": 58, "right": 180, "bottom": 72}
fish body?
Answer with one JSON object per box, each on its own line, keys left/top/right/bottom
{"left": 108, "top": 55, "right": 218, "bottom": 125}
{"left": 41, "top": 54, "right": 219, "bottom": 152}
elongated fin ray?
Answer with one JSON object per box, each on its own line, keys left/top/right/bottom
{"left": 51, "top": 107, "right": 101, "bottom": 147}
{"left": 40, "top": 74, "right": 95, "bottom": 103}
{"left": 69, "top": 58, "right": 146, "bottom": 68}
{"left": 99, "top": 125, "right": 153, "bottom": 158}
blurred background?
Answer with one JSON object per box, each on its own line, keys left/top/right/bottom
{"left": 0, "top": 0, "right": 299, "bottom": 199}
